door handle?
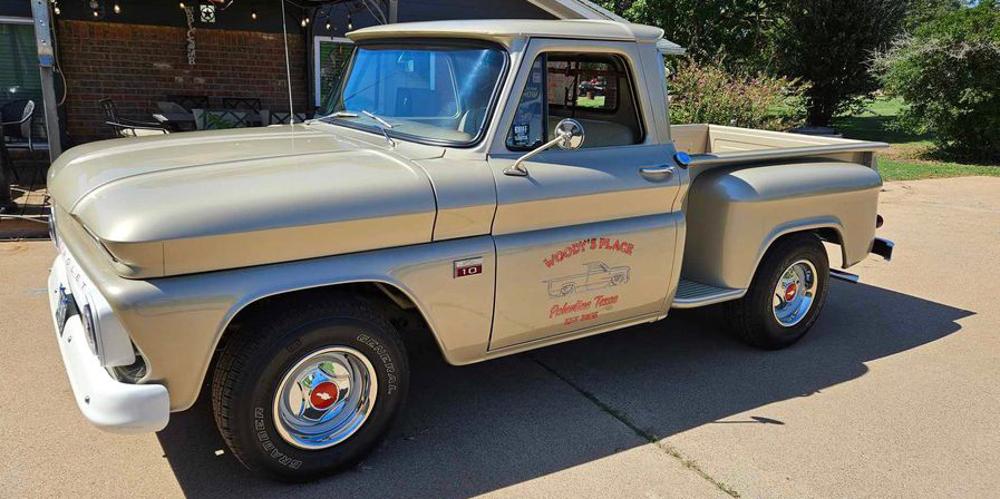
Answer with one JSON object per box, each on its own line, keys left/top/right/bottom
{"left": 640, "top": 165, "right": 675, "bottom": 179}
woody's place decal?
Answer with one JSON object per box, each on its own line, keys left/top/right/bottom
{"left": 550, "top": 294, "right": 621, "bottom": 326}
{"left": 544, "top": 261, "right": 631, "bottom": 326}
{"left": 543, "top": 237, "right": 635, "bottom": 268}
{"left": 544, "top": 262, "right": 631, "bottom": 297}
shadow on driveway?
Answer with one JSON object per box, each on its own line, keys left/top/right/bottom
{"left": 156, "top": 281, "right": 972, "bottom": 497}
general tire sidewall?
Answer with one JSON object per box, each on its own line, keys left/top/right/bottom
{"left": 233, "top": 318, "right": 408, "bottom": 480}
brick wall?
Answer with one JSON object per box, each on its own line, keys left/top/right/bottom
{"left": 56, "top": 20, "right": 309, "bottom": 144}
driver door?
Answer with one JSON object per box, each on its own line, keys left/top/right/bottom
{"left": 487, "top": 39, "right": 684, "bottom": 350}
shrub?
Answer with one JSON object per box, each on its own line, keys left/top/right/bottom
{"left": 873, "top": 1, "right": 1000, "bottom": 162}
{"left": 668, "top": 59, "right": 806, "bottom": 131}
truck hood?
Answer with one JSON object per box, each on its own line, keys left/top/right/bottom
{"left": 48, "top": 125, "right": 442, "bottom": 278}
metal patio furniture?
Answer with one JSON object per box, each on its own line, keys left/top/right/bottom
{"left": 1, "top": 99, "right": 36, "bottom": 190}
{"left": 222, "top": 97, "right": 263, "bottom": 112}
{"left": 166, "top": 94, "right": 210, "bottom": 113}
{"left": 99, "top": 98, "right": 169, "bottom": 138}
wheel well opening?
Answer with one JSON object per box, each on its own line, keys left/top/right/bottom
{"left": 812, "top": 227, "right": 846, "bottom": 268}
{"left": 770, "top": 227, "right": 845, "bottom": 268}
{"left": 213, "top": 283, "right": 439, "bottom": 374}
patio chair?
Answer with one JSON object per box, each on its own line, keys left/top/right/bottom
{"left": 1, "top": 99, "right": 36, "bottom": 184}
{"left": 222, "top": 97, "right": 263, "bottom": 112}
{"left": 99, "top": 98, "right": 169, "bottom": 138}
{"left": 166, "top": 94, "right": 210, "bottom": 113}
{"left": 269, "top": 111, "right": 313, "bottom": 125}
{"left": 192, "top": 109, "right": 255, "bottom": 130}
{"left": 1, "top": 99, "right": 35, "bottom": 151}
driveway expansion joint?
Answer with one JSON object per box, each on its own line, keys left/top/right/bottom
{"left": 528, "top": 354, "right": 741, "bottom": 498}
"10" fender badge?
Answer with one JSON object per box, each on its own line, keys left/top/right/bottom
{"left": 453, "top": 257, "right": 483, "bottom": 278}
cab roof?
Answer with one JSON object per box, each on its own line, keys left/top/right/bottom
{"left": 348, "top": 19, "right": 678, "bottom": 50}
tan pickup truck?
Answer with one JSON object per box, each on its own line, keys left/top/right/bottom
{"left": 45, "top": 19, "right": 893, "bottom": 481}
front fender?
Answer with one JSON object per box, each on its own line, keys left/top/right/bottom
{"left": 80, "top": 236, "right": 496, "bottom": 412}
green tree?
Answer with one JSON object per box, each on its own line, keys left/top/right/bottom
{"left": 771, "top": 0, "right": 908, "bottom": 127}
{"left": 597, "top": 0, "right": 783, "bottom": 72}
{"left": 873, "top": 1, "right": 1000, "bottom": 161}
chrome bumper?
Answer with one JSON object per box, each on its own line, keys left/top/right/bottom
{"left": 48, "top": 256, "right": 169, "bottom": 433}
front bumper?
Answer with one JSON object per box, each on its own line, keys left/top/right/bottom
{"left": 48, "top": 256, "right": 169, "bottom": 433}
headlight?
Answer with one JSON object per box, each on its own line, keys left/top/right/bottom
{"left": 80, "top": 302, "right": 100, "bottom": 358}
{"left": 61, "top": 251, "right": 135, "bottom": 367}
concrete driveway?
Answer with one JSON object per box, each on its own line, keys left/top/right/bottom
{"left": 1, "top": 176, "right": 998, "bottom": 498}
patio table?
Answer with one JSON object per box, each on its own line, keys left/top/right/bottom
{"left": 152, "top": 112, "right": 197, "bottom": 132}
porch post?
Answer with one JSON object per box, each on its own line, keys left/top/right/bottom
{"left": 30, "top": 0, "right": 62, "bottom": 160}
{"left": 388, "top": 0, "right": 398, "bottom": 23}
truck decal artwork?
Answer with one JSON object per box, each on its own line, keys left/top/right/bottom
{"left": 543, "top": 238, "right": 635, "bottom": 268}
{"left": 544, "top": 261, "right": 631, "bottom": 297}
{"left": 550, "top": 294, "right": 620, "bottom": 326}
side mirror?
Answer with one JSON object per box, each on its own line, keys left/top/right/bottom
{"left": 504, "top": 118, "right": 585, "bottom": 177}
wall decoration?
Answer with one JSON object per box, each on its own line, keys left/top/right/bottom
{"left": 199, "top": 3, "right": 216, "bottom": 23}
{"left": 183, "top": 6, "right": 196, "bottom": 65}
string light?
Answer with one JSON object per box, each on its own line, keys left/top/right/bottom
{"left": 250, "top": 10, "right": 257, "bottom": 20}
{"left": 178, "top": 1, "right": 185, "bottom": 9}
{"left": 113, "top": 2, "right": 121, "bottom": 14}
{"left": 53, "top": 1, "right": 60, "bottom": 15}
{"left": 325, "top": 20, "right": 331, "bottom": 31}
{"left": 300, "top": 16, "right": 308, "bottom": 27}
{"left": 347, "top": 13, "right": 352, "bottom": 30}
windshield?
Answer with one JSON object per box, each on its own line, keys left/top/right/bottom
{"left": 322, "top": 43, "right": 507, "bottom": 146}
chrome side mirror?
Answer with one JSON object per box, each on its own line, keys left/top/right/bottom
{"left": 504, "top": 118, "right": 585, "bottom": 177}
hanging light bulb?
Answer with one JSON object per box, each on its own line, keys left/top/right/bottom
{"left": 300, "top": 17, "right": 308, "bottom": 27}
{"left": 347, "top": 13, "right": 353, "bottom": 31}
{"left": 53, "top": 3, "right": 61, "bottom": 16}
{"left": 325, "top": 20, "right": 332, "bottom": 31}
{"left": 250, "top": 10, "right": 257, "bottom": 20}
{"left": 178, "top": 1, "right": 185, "bottom": 9}
{"left": 113, "top": 2, "right": 120, "bottom": 14}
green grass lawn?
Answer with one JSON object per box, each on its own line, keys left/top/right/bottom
{"left": 834, "top": 98, "right": 999, "bottom": 181}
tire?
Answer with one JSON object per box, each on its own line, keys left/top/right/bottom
{"left": 211, "top": 293, "right": 409, "bottom": 482}
{"left": 725, "top": 233, "right": 830, "bottom": 350}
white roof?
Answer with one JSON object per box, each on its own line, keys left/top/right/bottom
{"left": 349, "top": 19, "right": 668, "bottom": 45}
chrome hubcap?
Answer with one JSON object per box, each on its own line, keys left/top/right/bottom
{"left": 273, "top": 346, "right": 377, "bottom": 450}
{"left": 772, "top": 260, "right": 818, "bottom": 327}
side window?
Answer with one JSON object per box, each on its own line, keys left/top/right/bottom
{"left": 507, "top": 52, "right": 643, "bottom": 150}
{"left": 547, "top": 59, "right": 618, "bottom": 111}
{"left": 506, "top": 57, "right": 546, "bottom": 150}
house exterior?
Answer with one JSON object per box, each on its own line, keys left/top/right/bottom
{"left": 0, "top": 0, "right": 625, "bottom": 149}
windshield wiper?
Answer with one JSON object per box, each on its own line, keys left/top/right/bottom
{"left": 362, "top": 110, "right": 394, "bottom": 129}
{"left": 362, "top": 110, "right": 396, "bottom": 148}
{"left": 310, "top": 110, "right": 358, "bottom": 123}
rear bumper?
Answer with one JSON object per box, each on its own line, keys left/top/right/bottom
{"left": 48, "top": 256, "right": 169, "bottom": 433}
{"left": 871, "top": 237, "right": 894, "bottom": 261}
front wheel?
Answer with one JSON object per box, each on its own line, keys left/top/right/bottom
{"left": 726, "top": 233, "right": 830, "bottom": 350}
{"left": 211, "top": 294, "right": 409, "bottom": 481}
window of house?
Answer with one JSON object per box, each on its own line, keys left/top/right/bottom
{"left": 315, "top": 38, "right": 355, "bottom": 109}
{"left": 507, "top": 52, "right": 642, "bottom": 150}
{"left": 0, "top": 20, "right": 45, "bottom": 141}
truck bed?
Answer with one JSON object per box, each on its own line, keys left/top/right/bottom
{"left": 670, "top": 124, "right": 889, "bottom": 173}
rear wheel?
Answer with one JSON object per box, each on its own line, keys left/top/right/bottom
{"left": 726, "top": 233, "right": 830, "bottom": 349}
{"left": 211, "top": 293, "right": 409, "bottom": 481}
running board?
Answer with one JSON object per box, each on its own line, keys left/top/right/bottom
{"left": 830, "top": 269, "right": 860, "bottom": 283}
{"left": 672, "top": 280, "right": 745, "bottom": 309}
